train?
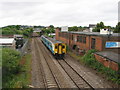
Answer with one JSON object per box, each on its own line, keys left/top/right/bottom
{"left": 41, "top": 35, "right": 66, "bottom": 59}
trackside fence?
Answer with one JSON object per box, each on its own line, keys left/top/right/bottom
{"left": 17, "top": 39, "right": 30, "bottom": 56}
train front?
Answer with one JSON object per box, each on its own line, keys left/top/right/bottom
{"left": 54, "top": 43, "right": 66, "bottom": 59}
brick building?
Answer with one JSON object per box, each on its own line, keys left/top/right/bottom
{"left": 55, "top": 28, "right": 120, "bottom": 71}
{"left": 56, "top": 28, "right": 120, "bottom": 54}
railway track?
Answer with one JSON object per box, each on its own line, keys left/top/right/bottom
{"left": 37, "top": 38, "right": 75, "bottom": 88}
{"left": 36, "top": 37, "right": 94, "bottom": 89}
{"left": 57, "top": 59, "right": 94, "bottom": 89}
{"left": 31, "top": 38, "right": 46, "bottom": 88}
{"left": 31, "top": 36, "right": 113, "bottom": 89}
{"left": 34, "top": 38, "right": 59, "bottom": 88}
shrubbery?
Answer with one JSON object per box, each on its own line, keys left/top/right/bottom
{"left": 82, "top": 49, "right": 120, "bottom": 84}
{"left": 2, "top": 48, "right": 21, "bottom": 88}
{"left": 2, "top": 48, "right": 31, "bottom": 88}
{"left": 1, "top": 25, "right": 33, "bottom": 37}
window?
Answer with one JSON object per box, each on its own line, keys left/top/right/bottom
{"left": 91, "top": 38, "right": 96, "bottom": 49}
{"left": 59, "top": 33, "right": 61, "bottom": 37}
{"left": 83, "top": 36, "right": 86, "bottom": 43}
{"left": 72, "top": 35, "right": 74, "bottom": 40}
{"left": 77, "top": 36, "right": 79, "bottom": 42}
{"left": 79, "top": 36, "right": 82, "bottom": 42}
{"left": 62, "top": 45, "right": 65, "bottom": 48}
{"left": 55, "top": 46, "right": 57, "bottom": 49}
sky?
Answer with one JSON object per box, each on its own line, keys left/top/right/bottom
{"left": 0, "top": 0, "right": 119, "bottom": 27}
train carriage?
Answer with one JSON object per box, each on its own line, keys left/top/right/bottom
{"left": 41, "top": 35, "right": 66, "bottom": 59}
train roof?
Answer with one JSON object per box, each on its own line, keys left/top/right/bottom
{"left": 42, "top": 35, "right": 63, "bottom": 44}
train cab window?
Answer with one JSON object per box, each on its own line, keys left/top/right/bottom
{"left": 62, "top": 45, "right": 65, "bottom": 48}
{"left": 55, "top": 46, "right": 57, "bottom": 49}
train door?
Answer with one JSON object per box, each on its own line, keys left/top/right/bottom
{"left": 58, "top": 44, "right": 62, "bottom": 54}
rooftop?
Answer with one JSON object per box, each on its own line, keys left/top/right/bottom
{"left": 95, "top": 51, "right": 120, "bottom": 63}
{"left": 0, "top": 38, "right": 14, "bottom": 44}
{"left": 61, "top": 31, "right": 120, "bottom": 37}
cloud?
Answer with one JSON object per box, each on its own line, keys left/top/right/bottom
{"left": 0, "top": 0, "right": 119, "bottom": 27}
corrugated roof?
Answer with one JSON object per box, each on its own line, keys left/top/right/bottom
{"left": 61, "top": 31, "right": 120, "bottom": 37}
{"left": 95, "top": 51, "right": 120, "bottom": 63}
{"left": 0, "top": 38, "right": 14, "bottom": 44}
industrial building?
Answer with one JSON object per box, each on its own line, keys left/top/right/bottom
{"left": 0, "top": 38, "right": 16, "bottom": 49}
{"left": 56, "top": 28, "right": 120, "bottom": 54}
{"left": 55, "top": 28, "right": 120, "bottom": 71}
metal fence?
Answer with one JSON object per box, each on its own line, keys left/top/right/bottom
{"left": 17, "top": 39, "right": 30, "bottom": 56}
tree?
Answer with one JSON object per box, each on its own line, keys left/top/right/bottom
{"left": 114, "top": 22, "right": 120, "bottom": 33}
{"left": 2, "top": 25, "right": 33, "bottom": 37}
{"left": 78, "top": 26, "right": 85, "bottom": 31}
{"left": 49, "top": 25, "right": 54, "bottom": 28}
{"left": 93, "top": 21, "right": 105, "bottom": 32}
{"left": 69, "top": 26, "right": 78, "bottom": 31}
{"left": 2, "top": 48, "right": 21, "bottom": 88}
{"left": 99, "top": 22, "right": 104, "bottom": 28}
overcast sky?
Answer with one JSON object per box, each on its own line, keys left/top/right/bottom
{"left": 0, "top": 0, "right": 119, "bottom": 27}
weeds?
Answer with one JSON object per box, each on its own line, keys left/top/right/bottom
{"left": 2, "top": 48, "right": 31, "bottom": 88}
{"left": 68, "top": 49, "right": 120, "bottom": 84}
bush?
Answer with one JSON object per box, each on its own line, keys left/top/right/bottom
{"left": 2, "top": 48, "right": 21, "bottom": 87}
{"left": 82, "top": 49, "right": 120, "bottom": 84}
{"left": 2, "top": 25, "right": 33, "bottom": 37}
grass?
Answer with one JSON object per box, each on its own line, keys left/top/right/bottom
{"left": 67, "top": 51, "right": 82, "bottom": 61}
{"left": 4, "top": 54, "right": 31, "bottom": 88}
{"left": 14, "top": 54, "right": 31, "bottom": 88}
{"left": 0, "top": 48, "right": 1, "bottom": 89}
{"left": 0, "top": 48, "right": 2, "bottom": 67}
{"left": 68, "top": 49, "right": 120, "bottom": 85}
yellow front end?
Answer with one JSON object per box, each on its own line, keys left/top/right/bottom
{"left": 54, "top": 43, "right": 58, "bottom": 54}
{"left": 54, "top": 43, "right": 66, "bottom": 55}
{"left": 62, "top": 44, "right": 66, "bottom": 54}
